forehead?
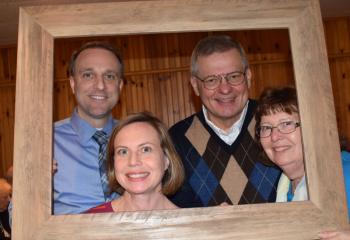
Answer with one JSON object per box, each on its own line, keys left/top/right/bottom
{"left": 75, "top": 48, "right": 120, "bottom": 70}
{"left": 197, "top": 49, "right": 243, "bottom": 74}
{"left": 261, "top": 111, "right": 300, "bottom": 123}
{"left": 115, "top": 122, "right": 160, "bottom": 144}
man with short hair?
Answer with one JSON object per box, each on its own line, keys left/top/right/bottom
{"left": 169, "top": 35, "right": 281, "bottom": 207}
{"left": 54, "top": 41, "right": 124, "bottom": 214}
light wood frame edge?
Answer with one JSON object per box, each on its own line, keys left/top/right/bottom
{"left": 12, "top": 0, "right": 348, "bottom": 239}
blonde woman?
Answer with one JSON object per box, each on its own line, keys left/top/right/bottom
{"left": 87, "top": 112, "right": 184, "bottom": 212}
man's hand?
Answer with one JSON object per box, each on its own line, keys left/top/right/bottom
{"left": 53, "top": 160, "right": 58, "bottom": 174}
{"left": 219, "top": 202, "right": 230, "bottom": 206}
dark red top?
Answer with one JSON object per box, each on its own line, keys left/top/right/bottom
{"left": 85, "top": 201, "right": 114, "bottom": 213}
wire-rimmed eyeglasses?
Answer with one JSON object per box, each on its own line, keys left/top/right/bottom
{"left": 256, "top": 120, "right": 301, "bottom": 138}
{"left": 194, "top": 70, "right": 246, "bottom": 90}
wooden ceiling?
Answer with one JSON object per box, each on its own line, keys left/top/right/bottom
{"left": 0, "top": 0, "right": 349, "bottom": 46}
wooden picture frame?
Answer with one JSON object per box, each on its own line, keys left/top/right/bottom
{"left": 13, "top": 0, "right": 348, "bottom": 239}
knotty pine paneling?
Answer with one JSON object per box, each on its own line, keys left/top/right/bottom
{"left": 0, "top": 45, "right": 16, "bottom": 177}
{"left": 0, "top": 85, "right": 15, "bottom": 177}
{"left": 324, "top": 17, "right": 350, "bottom": 55}
{"left": 329, "top": 58, "right": 350, "bottom": 138}
{"left": 1, "top": 18, "right": 350, "bottom": 176}
{"left": 324, "top": 17, "right": 350, "bottom": 144}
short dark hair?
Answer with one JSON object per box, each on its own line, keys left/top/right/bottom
{"left": 255, "top": 86, "right": 299, "bottom": 140}
{"left": 106, "top": 112, "right": 184, "bottom": 196}
{"left": 254, "top": 86, "right": 299, "bottom": 165}
{"left": 68, "top": 41, "right": 124, "bottom": 77}
{"left": 191, "top": 35, "right": 249, "bottom": 76}
{"left": 339, "top": 134, "right": 350, "bottom": 152}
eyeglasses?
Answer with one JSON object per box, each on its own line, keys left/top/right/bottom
{"left": 256, "top": 120, "right": 301, "bottom": 138}
{"left": 194, "top": 71, "right": 246, "bottom": 90}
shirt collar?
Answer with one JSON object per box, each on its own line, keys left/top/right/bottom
{"left": 70, "top": 108, "right": 115, "bottom": 144}
{"left": 202, "top": 100, "right": 249, "bottom": 137}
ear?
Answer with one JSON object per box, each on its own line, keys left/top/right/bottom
{"left": 245, "top": 68, "right": 252, "bottom": 88}
{"left": 164, "top": 156, "right": 170, "bottom": 171}
{"left": 119, "top": 78, "right": 124, "bottom": 92}
{"left": 69, "top": 76, "right": 75, "bottom": 94}
{"left": 190, "top": 76, "right": 200, "bottom": 96}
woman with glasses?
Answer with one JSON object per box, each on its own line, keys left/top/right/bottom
{"left": 255, "top": 86, "right": 307, "bottom": 202}
{"left": 255, "top": 87, "right": 350, "bottom": 240}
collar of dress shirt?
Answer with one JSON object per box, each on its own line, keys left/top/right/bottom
{"left": 70, "top": 108, "right": 115, "bottom": 145}
{"left": 202, "top": 100, "right": 249, "bottom": 145}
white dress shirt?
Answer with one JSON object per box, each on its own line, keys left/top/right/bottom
{"left": 202, "top": 101, "right": 249, "bottom": 145}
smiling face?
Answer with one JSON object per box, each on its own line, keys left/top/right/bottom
{"left": 259, "top": 111, "right": 304, "bottom": 180}
{"left": 190, "top": 49, "right": 251, "bottom": 130}
{"left": 70, "top": 48, "right": 123, "bottom": 127}
{"left": 113, "top": 122, "right": 169, "bottom": 196}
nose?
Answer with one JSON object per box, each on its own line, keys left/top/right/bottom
{"left": 270, "top": 127, "right": 282, "bottom": 142}
{"left": 128, "top": 152, "right": 142, "bottom": 167}
{"left": 94, "top": 75, "right": 105, "bottom": 90}
{"left": 217, "top": 77, "right": 232, "bottom": 94}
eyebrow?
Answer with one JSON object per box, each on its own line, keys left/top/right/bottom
{"left": 78, "top": 68, "right": 118, "bottom": 74}
{"left": 104, "top": 70, "right": 118, "bottom": 74}
{"left": 77, "top": 68, "right": 94, "bottom": 73}
{"left": 203, "top": 70, "right": 245, "bottom": 78}
{"left": 260, "top": 119, "right": 298, "bottom": 125}
{"left": 115, "top": 142, "right": 157, "bottom": 149}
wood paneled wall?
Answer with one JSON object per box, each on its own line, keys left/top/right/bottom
{"left": 0, "top": 17, "right": 349, "bottom": 177}
{"left": 324, "top": 17, "right": 350, "bottom": 141}
{"left": 0, "top": 46, "right": 16, "bottom": 178}
{"left": 53, "top": 30, "right": 294, "bottom": 125}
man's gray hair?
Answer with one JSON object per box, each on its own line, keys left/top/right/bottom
{"left": 191, "top": 35, "right": 249, "bottom": 76}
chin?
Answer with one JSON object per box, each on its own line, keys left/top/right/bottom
{"left": 90, "top": 111, "right": 110, "bottom": 119}
{"left": 279, "top": 163, "right": 298, "bottom": 174}
{"left": 126, "top": 187, "right": 149, "bottom": 194}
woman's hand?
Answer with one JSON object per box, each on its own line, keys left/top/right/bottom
{"left": 318, "top": 230, "right": 350, "bottom": 240}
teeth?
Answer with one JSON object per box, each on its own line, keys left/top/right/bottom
{"left": 91, "top": 95, "right": 106, "bottom": 100}
{"left": 273, "top": 146, "right": 288, "bottom": 152}
{"left": 127, "top": 173, "right": 148, "bottom": 178}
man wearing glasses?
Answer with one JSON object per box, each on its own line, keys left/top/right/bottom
{"left": 169, "top": 35, "right": 281, "bottom": 208}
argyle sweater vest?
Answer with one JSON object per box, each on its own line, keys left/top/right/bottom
{"left": 169, "top": 100, "right": 281, "bottom": 208}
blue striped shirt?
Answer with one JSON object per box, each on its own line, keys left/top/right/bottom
{"left": 53, "top": 109, "right": 119, "bottom": 214}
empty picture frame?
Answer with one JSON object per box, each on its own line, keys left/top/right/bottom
{"left": 12, "top": 0, "right": 348, "bottom": 239}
